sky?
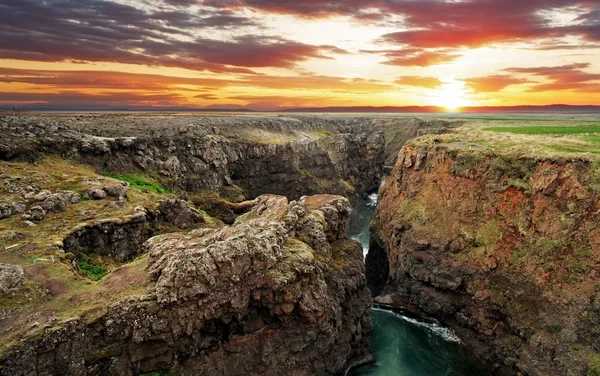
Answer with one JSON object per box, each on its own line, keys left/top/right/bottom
{"left": 0, "top": 0, "right": 599, "bottom": 110}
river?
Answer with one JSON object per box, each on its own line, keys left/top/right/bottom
{"left": 348, "top": 192, "right": 487, "bottom": 376}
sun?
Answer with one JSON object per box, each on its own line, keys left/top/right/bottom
{"left": 430, "top": 78, "right": 472, "bottom": 111}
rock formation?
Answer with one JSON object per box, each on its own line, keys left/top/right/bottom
{"left": 0, "top": 195, "right": 372, "bottom": 375}
{"left": 371, "top": 144, "right": 600, "bottom": 375}
{"left": 0, "top": 115, "right": 385, "bottom": 203}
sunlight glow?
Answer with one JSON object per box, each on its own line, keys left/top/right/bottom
{"left": 429, "top": 79, "right": 473, "bottom": 111}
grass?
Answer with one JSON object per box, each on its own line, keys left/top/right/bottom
{"left": 78, "top": 259, "right": 108, "bottom": 281}
{"left": 140, "top": 370, "right": 172, "bottom": 376}
{"left": 589, "top": 353, "right": 600, "bottom": 376}
{"left": 107, "top": 173, "right": 172, "bottom": 194}
{"left": 483, "top": 125, "right": 600, "bottom": 135}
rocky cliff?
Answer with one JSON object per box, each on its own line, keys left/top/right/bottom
{"left": 0, "top": 194, "right": 372, "bottom": 376}
{"left": 0, "top": 114, "right": 384, "bottom": 203}
{"left": 371, "top": 144, "right": 600, "bottom": 375}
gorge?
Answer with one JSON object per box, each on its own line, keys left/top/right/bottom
{"left": 1, "top": 113, "right": 599, "bottom": 375}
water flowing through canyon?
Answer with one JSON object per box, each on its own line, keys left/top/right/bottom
{"left": 349, "top": 193, "right": 487, "bottom": 376}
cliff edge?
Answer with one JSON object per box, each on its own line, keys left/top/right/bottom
{"left": 371, "top": 143, "right": 600, "bottom": 375}
{"left": 1, "top": 194, "right": 372, "bottom": 375}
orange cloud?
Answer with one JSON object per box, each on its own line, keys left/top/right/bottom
{"left": 463, "top": 75, "right": 534, "bottom": 92}
{"left": 395, "top": 76, "right": 443, "bottom": 89}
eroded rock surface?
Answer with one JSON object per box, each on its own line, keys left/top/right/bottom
{"left": 0, "top": 195, "right": 372, "bottom": 376}
{"left": 0, "top": 264, "right": 26, "bottom": 295}
{"left": 371, "top": 145, "right": 600, "bottom": 375}
{"left": 0, "top": 115, "right": 385, "bottom": 203}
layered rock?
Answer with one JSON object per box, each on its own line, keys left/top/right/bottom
{"left": 0, "top": 115, "right": 385, "bottom": 202}
{"left": 371, "top": 144, "right": 600, "bottom": 375}
{"left": 0, "top": 194, "right": 372, "bottom": 376}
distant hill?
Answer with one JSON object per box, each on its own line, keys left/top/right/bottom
{"left": 2, "top": 104, "right": 599, "bottom": 114}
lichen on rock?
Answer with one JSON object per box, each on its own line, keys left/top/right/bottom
{"left": 0, "top": 194, "right": 372, "bottom": 376}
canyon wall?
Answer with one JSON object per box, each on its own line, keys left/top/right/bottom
{"left": 371, "top": 144, "right": 600, "bottom": 375}
{"left": 0, "top": 115, "right": 385, "bottom": 202}
{"left": 0, "top": 195, "right": 372, "bottom": 375}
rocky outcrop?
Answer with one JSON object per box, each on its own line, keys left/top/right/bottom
{"left": 62, "top": 209, "right": 156, "bottom": 262}
{"left": 373, "top": 118, "right": 459, "bottom": 166}
{"left": 0, "top": 115, "right": 385, "bottom": 202}
{"left": 157, "top": 199, "right": 204, "bottom": 229}
{"left": 0, "top": 194, "right": 372, "bottom": 376}
{"left": 0, "top": 264, "right": 26, "bottom": 295}
{"left": 62, "top": 199, "right": 208, "bottom": 261}
{"left": 371, "top": 144, "right": 600, "bottom": 376}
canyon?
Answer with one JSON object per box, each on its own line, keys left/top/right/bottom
{"left": 1, "top": 113, "right": 599, "bottom": 375}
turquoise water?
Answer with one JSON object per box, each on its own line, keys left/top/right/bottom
{"left": 350, "top": 192, "right": 378, "bottom": 257}
{"left": 349, "top": 194, "right": 486, "bottom": 376}
{"left": 348, "top": 307, "right": 486, "bottom": 376}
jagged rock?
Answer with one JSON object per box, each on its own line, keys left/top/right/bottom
{"left": 0, "top": 201, "right": 26, "bottom": 220}
{"left": 0, "top": 264, "right": 26, "bottom": 295}
{"left": 63, "top": 211, "right": 155, "bottom": 262}
{"left": 0, "top": 115, "right": 385, "bottom": 205}
{"left": 157, "top": 199, "right": 204, "bottom": 229}
{"left": 33, "top": 190, "right": 51, "bottom": 201}
{"left": 1, "top": 195, "right": 372, "bottom": 375}
{"left": 371, "top": 145, "right": 600, "bottom": 376}
{"left": 38, "top": 191, "right": 80, "bottom": 213}
{"left": 22, "top": 205, "right": 45, "bottom": 221}
{"left": 88, "top": 188, "right": 107, "bottom": 200}
{"left": 163, "top": 156, "right": 181, "bottom": 175}
{"left": 103, "top": 182, "right": 129, "bottom": 199}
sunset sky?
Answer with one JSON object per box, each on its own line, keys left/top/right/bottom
{"left": 1, "top": 0, "right": 599, "bottom": 110}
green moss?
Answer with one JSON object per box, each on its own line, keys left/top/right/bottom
{"left": 588, "top": 353, "right": 600, "bottom": 376}
{"left": 489, "top": 156, "right": 535, "bottom": 182}
{"left": 139, "top": 369, "right": 172, "bottom": 376}
{"left": 397, "top": 199, "right": 429, "bottom": 225}
{"left": 107, "top": 173, "right": 171, "bottom": 194}
{"left": 451, "top": 152, "right": 484, "bottom": 176}
{"left": 475, "top": 221, "right": 502, "bottom": 254}
{"left": 78, "top": 259, "right": 107, "bottom": 281}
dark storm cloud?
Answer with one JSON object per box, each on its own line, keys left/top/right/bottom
{"left": 0, "top": 0, "right": 345, "bottom": 71}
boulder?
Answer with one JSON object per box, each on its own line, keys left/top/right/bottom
{"left": 0, "top": 201, "right": 27, "bottom": 220}
{"left": 88, "top": 188, "right": 107, "bottom": 200}
{"left": 103, "top": 182, "right": 129, "bottom": 199}
{"left": 39, "top": 191, "right": 80, "bottom": 213}
{"left": 22, "top": 205, "right": 46, "bottom": 221}
{"left": 157, "top": 199, "right": 204, "bottom": 229}
{"left": 0, "top": 264, "right": 26, "bottom": 295}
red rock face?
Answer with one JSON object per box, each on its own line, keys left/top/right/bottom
{"left": 371, "top": 145, "right": 600, "bottom": 376}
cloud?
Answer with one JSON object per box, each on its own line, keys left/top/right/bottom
{"left": 209, "top": 1, "right": 599, "bottom": 50}
{"left": 394, "top": 76, "right": 443, "bottom": 88}
{"left": 462, "top": 75, "right": 534, "bottom": 92}
{"left": 0, "top": 0, "right": 344, "bottom": 72}
{"left": 504, "top": 63, "right": 600, "bottom": 92}
{"left": 0, "top": 91, "right": 187, "bottom": 106}
{"left": 0, "top": 68, "right": 232, "bottom": 90}
{"left": 362, "top": 48, "right": 460, "bottom": 66}
{"left": 0, "top": 67, "right": 393, "bottom": 94}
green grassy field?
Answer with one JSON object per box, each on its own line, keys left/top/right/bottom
{"left": 483, "top": 125, "right": 600, "bottom": 135}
